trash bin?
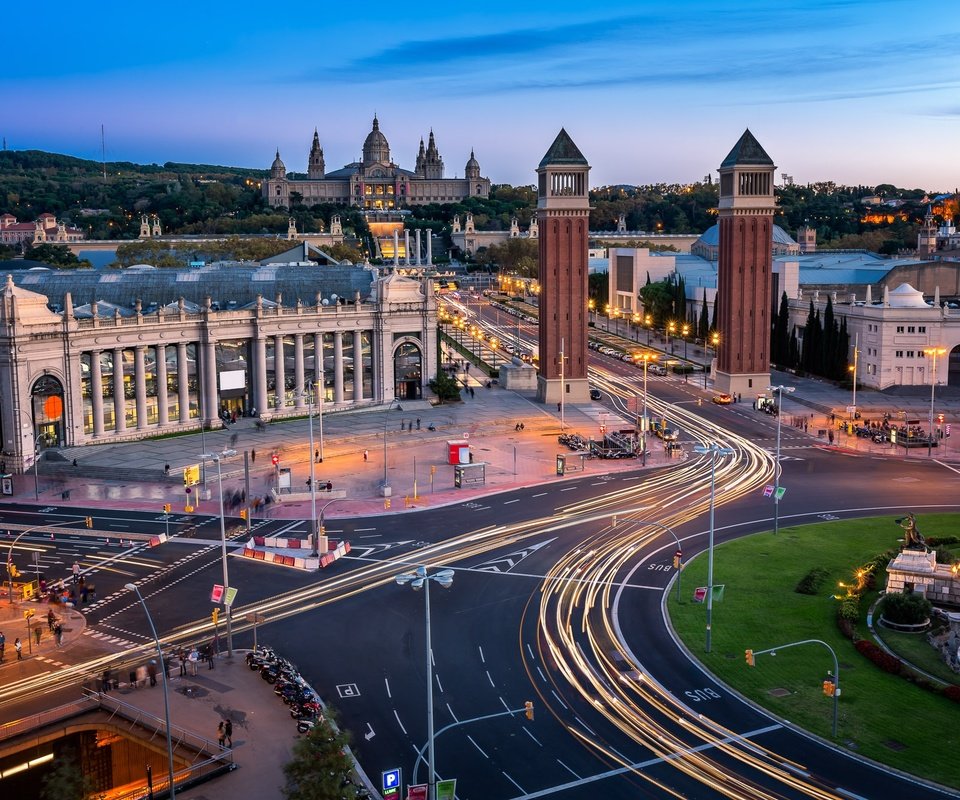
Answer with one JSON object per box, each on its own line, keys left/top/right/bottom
{"left": 61, "top": 490, "right": 71, "bottom": 500}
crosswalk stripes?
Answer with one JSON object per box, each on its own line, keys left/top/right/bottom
{"left": 83, "top": 628, "right": 141, "bottom": 649}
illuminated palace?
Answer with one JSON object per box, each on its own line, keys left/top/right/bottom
{"left": 263, "top": 116, "right": 491, "bottom": 210}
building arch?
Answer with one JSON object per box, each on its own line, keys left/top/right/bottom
{"left": 31, "top": 373, "right": 66, "bottom": 449}
{"left": 392, "top": 340, "right": 422, "bottom": 400}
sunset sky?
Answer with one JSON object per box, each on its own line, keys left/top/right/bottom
{"left": 5, "top": 0, "right": 959, "bottom": 190}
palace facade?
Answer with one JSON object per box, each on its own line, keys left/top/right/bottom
{"left": 0, "top": 264, "right": 437, "bottom": 473}
{"left": 263, "top": 116, "right": 490, "bottom": 210}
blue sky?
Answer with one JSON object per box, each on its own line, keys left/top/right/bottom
{"left": 5, "top": 0, "right": 959, "bottom": 190}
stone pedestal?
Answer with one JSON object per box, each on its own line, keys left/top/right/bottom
{"left": 498, "top": 360, "right": 538, "bottom": 392}
{"left": 886, "top": 549, "right": 938, "bottom": 596}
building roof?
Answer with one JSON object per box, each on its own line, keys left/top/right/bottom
{"left": 697, "top": 223, "right": 797, "bottom": 247}
{"left": 539, "top": 129, "right": 588, "bottom": 168}
{"left": 720, "top": 129, "right": 774, "bottom": 168}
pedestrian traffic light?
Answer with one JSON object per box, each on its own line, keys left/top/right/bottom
{"left": 525, "top": 701, "right": 534, "bottom": 720}
{"left": 239, "top": 509, "right": 247, "bottom": 520}
{"left": 163, "top": 503, "right": 171, "bottom": 514}
{"left": 85, "top": 516, "right": 93, "bottom": 528}
{"left": 822, "top": 679, "right": 835, "bottom": 696}
{"left": 673, "top": 549, "right": 682, "bottom": 569}
{"left": 9, "top": 564, "right": 18, "bottom": 578}
{"left": 212, "top": 608, "right": 219, "bottom": 625}
{"left": 745, "top": 649, "right": 755, "bottom": 667}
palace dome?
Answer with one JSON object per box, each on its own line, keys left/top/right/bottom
{"left": 362, "top": 115, "right": 390, "bottom": 165}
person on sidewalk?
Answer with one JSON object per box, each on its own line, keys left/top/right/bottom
{"left": 147, "top": 660, "right": 158, "bottom": 686}
{"left": 15, "top": 638, "right": 22, "bottom": 660}
{"left": 224, "top": 719, "right": 233, "bottom": 748}
{"left": 33, "top": 626, "right": 41, "bottom": 647}
{"left": 363, "top": 449, "right": 368, "bottom": 462}
{"left": 47, "top": 609, "right": 56, "bottom": 631}
{"left": 54, "top": 622, "right": 62, "bottom": 647}
{"left": 217, "top": 721, "right": 226, "bottom": 748}
{"left": 72, "top": 561, "right": 80, "bottom": 584}
{"left": 0, "top": 631, "right": 5, "bottom": 661}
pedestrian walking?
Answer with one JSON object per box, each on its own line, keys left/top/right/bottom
{"left": 179, "top": 649, "right": 187, "bottom": 676}
{"left": 363, "top": 449, "right": 369, "bottom": 462}
{"left": 206, "top": 644, "right": 215, "bottom": 669}
{"left": 416, "top": 417, "right": 421, "bottom": 430}
{"left": 224, "top": 719, "right": 233, "bottom": 748}
{"left": 47, "top": 609, "right": 56, "bottom": 631}
{"left": 315, "top": 448, "right": 320, "bottom": 463}
{"left": 54, "top": 622, "right": 62, "bottom": 647}
{"left": 217, "top": 721, "right": 226, "bottom": 748}
{"left": 72, "top": 561, "right": 80, "bottom": 584}
{"left": 33, "top": 626, "right": 41, "bottom": 647}
{"left": 251, "top": 449, "right": 256, "bottom": 463}
{"left": 147, "top": 660, "right": 158, "bottom": 687}
{"left": 15, "top": 638, "right": 22, "bottom": 660}
{"left": 0, "top": 631, "right": 5, "bottom": 661}
{"left": 102, "top": 669, "right": 111, "bottom": 693}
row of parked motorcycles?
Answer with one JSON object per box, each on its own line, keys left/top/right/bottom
{"left": 246, "top": 645, "right": 324, "bottom": 734}
{"left": 558, "top": 432, "right": 590, "bottom": 451}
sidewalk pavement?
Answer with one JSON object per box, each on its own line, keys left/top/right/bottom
{"left": 6, "top": 363, "right": 960, "bottom": 519}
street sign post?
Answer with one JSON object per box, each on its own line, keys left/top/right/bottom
{"left": 210, "top": 584, "right": 224, "bottom": 603}
{"left": 224, "top": 587, "right": 238, "bottom": 607}
{"left": 382, "top": 768, "right": 401, "bottom": 800}
{"left": 436, "top": 779, "right": 457, "bottom": 800}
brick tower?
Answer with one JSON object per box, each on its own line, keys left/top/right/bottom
{"left": 715, "top": 129, "right": 776, "bottom": 399}
{"left": 536, "top": 129, "right": 591, "bottom": 405}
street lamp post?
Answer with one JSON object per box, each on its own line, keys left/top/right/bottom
{"left": 693, "top": 443, "right": 735, "bottom": 653}
{"left": 631, "top": 312, "right": 640, "bottom": 340}
{"left": 849, "top": 333, "right": 859, "bottom": 418}
{"left": 925, "top": 347, "right": 947, "bottom": 457}
{"left": 396, "top": 566, "right": 455, "bottom": 800}
{"left": 682, "top": 324, "right": 690, "bottom": 381}
{"left": 638, "top": 353, "right": 657, "bottom": 467}
{"left": 300, "top": 386, "right": 319, "bottom": 557}
{"left": 13, "top": 408, "right": 39, "bottom": 500}
{"left": 645, "top": 314, "right": 653, "bottom": 346}
{"left": 668, "top": 321, "right": 676, "bottom": 353}
{"left": 382, "top": 398, "right": 400, "bottom": 496}
{"left": 768, "top": 385, "right": 795, "bottom": 536}
{"left": 708, "top": 331, "right": 719, "bottom": 389}
{"left": 125, "top": 583, "right": 177, "bottom": 799}
{"left": 199, "top": 448, "right": 237, "bottom": 656}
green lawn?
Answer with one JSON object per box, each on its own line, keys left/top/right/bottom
{"left": 667, "top": 515, "right": 960, "bottom": 790}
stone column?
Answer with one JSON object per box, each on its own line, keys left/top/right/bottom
{"left": 404, "top": 230, "right": 410, "bottom": 267}
{"left": 204, "top": 339, "right": 218, "bottom": 422}
{"left": 113, "top": 348, "right": 126, "bottom": 433}
{"left": 354, "top": 330, "right": 364, "bottom": 401}
{"left": 294, "top": 334, "right": 305, "bottom": 408}
{"left": 90, "top": 350, "right": 104, "bottom": 436}
{"left": 333, "top": 332, "right": 344, "bottom": 403}
{"left": 156, "top": 345, "right": 169, "bottom": 427}
{"left": 274, "top": 334, "right": 286, "bottom": 410}
{"left": 393, "top": 231, "right": 399, "bottom": 267}
{"left": 177, "top": 342, "right": 190, "bottom": 423}
{"left": 426, "top": 228, "right": 432, "bottom": 266}
{"left": 313, "top": 333, "right": 324, "bottom": 401}
{"left": 255, "top": 336, "right": 268, "bottom": 414}
{"left": 415, "top": 229, "right": 421, "bottom": 266}
{"left": 134, "top": 345, "right": 148, "bottom": 430}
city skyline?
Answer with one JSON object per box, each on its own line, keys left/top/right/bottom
{"left": 4, "top": 0, "right": 959, "bottom": 191}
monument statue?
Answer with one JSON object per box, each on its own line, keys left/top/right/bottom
{"left": 896, "top": 513, "right": 927, "bottom": 551}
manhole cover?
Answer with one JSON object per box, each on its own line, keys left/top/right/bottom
{"left": 768, "top": 688, "right": 791, "bottom": 698}
{"left": 884, "top": 740, "right": 907, "bottom": 751}
{"left": 178, "top": 686, "right": 209, "bottom": 698}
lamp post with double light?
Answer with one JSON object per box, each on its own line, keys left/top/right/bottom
{"left": 631, "top": 312, "right": 640, "bottom": 340}
{"left": 199, "top": 448, "right": 237, "bottom": 656}
{"left": 396, "top": 566, "right": 454, "bottom": 800}
{"left": 125, "top": 583, "right": 177, "bottom": 799}
{"left": 693, "top": 443, "right": 735, "bottom": 653}
{"left": 667, "top": 321, "right": 676, "bottom": 353}
{"left": 298, "top": 385, "right": 321, "bottom": 557}
{"left": 768, "top": 385, "right": 795, "bottom": 535}
{"left": 637, "top": 353, "right": 657, "bottom": 467}
{"left": 681, "top": 323, "right": 690, "bottom": 381}
{"left": 924, "top": 347, "right": 947, "bottom": 457}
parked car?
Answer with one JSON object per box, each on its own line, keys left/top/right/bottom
{"left": 589, "top": 388, "right": 602, "bottom": 400}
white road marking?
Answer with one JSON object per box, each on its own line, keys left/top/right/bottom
{"left": 524, "top": 727, "right": 542, "bottom": 746}
{"left": 393, "top": 709, "right": 407, "bottom": 735}
{"left": 531, "top": 493, "right": 547, "bottom": 498}
{"left": 536, "top": 666, "right": 547, "bottom": 682}
{"left": 446, "top": 703, "right": 458, "bottom": 722}
{"left": 560, "top": 487, "right": 578, "bottom": 492}
{"left": 384, "top": 677, "right": 392, "bottom": 699}
{"left": 503, "top": 499, "right": 520, "bottom": 505}
{"left": 435, "top": 674, "right": 443, "bottom": 693}
{"left": 478, "top": 645, "right": 485, "bottom": 663}
{"left": 556, "top": 759, "right": 580, "bottom": 778}
{"left": 501, "top": 771, "right": 525, "bottom": 793}
{"left": 550, "top": 690, "right": 568, "bottom": 709}
{"left": 468, "top": 735, "right": 488, "bottom": 758}
{"left": 486, "top": 670, "right": 496, "bottom": 688}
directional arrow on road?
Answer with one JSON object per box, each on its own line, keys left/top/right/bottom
{"left": 364, "top": 723, "right": 375, "bottom": 741}
{"left": 349, "top": 541, "right": 415, "bottom": 559}
{"left": 473, "top": 538, "right": 557, "bottom": 573}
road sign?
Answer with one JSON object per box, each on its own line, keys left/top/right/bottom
{"left": 693, "top": 586, "right": 707, "bottom": 603}
{"left": 224, "top": 587, "right": 238, "bottom": 607}
{"left": 775, "top": 487, "right": 786, "bottom": 500}
{"left": 762, "top": 485, "right": 774, "bottom": 498}
{"left": 436, "top": 779, "right": 457, "bottom": 800}
{"left": 183, "top": 464, "right": 200, "bottom": 487}
{"left": 211, "top": 584, "right": 224, "bottom": 603}
{"left": 407, "top": 785, "right": 428, "bottom": 800}
{"left": 382, "top": 768, "right": 401, "bottom": 797}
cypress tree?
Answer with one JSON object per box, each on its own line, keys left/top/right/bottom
{"left": 802, "top": 300, "right": 817, "bottom": 372}
{"left": 699, "top": 294, "right": 709, "bottom": 340}
{"left": 823, "top": 296, "right": 836, "bottom": 379}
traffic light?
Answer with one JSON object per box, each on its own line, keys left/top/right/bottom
{"left": 85, "top": 516, "right": 93, "bottom": 528}
{"left": 822, "top": 680, "right": 835, "bottom": 696}
{"left": 745, "top": 649, "right": 755, "bottom": 667}
{"left": 524, "top": 701, "right": 534, "bottom": 720}
{"left": 163, "top": 503, "right": 171, "bottom": 514}
{"left": 9, "top": 563, "right": 18, "bottom": 578}
{"left": 239, "top": 509, "right": 247, "bottom": 520}
{"left": 271, "top": 453, "right": 280, "bottom": 466}
{"left": 384, "top": 498, "right": 391, "bottom": 509}
{"left": 673, "top": 550, "right": 682, "bottom": 569}
{"left": 212, "top": 608, "right": 220, "bottom": 625}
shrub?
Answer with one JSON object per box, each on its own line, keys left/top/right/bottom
{"left": 837, "top": 597, "right": 860, "bottom": 621}
{"left": 837, "top": 617, "right": 857, "bottom": 640}
{"left": 927, "top": 536, "right": 960, "bottom": 547}
{"left": 878, "top": 592, "right": 932, "bottom": 625}
{"left": 795, "top": 567, "right": 829, "bottom": 595}
{"left": 933, "top": 546, "right": 955, "bottom": 565}
{"left": 854, "top": 639, "right": 903, "bottom": 675}
{"left": 943, "top": 685, "right": 960, "bottom": 704}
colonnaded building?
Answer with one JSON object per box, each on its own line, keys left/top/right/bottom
{"left": 0, "top": 258, "right": 437, "bottom": 473}
{"left": 263, "top": 115, "right": 491, "bottom": 210}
